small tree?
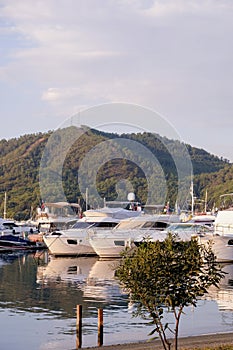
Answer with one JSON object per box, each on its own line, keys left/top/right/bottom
{"left": 115, "top": 233, "right": 225, "bottom": 350}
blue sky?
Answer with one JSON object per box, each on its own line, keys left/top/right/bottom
{"left": 0, "top": 0, "right": 233, "bottom": 161}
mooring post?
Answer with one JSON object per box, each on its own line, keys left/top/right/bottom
{"left": 98, "top": 308, "right": 103, "bottom": 347}
{"left": 76, "top": 304, "right": 82, "bottom": 348}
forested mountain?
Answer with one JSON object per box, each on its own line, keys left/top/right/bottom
{"left": 0, "top": 132, "right": 51, "bottom": 220}
{"left": 195, "top": 164, "right": 233, "bottom": 210}
{"left": 0, "top": 126, "right": 230, "bottom": 220}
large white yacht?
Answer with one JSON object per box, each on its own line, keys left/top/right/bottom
{"left": 215, "top": 209, "right": 233, "bottom": 236}
{"left": 43, "top": 207, "right": 142, "bottom": 256}
{"left": 89, "top": 214, "right": 181, "bottom": 258}
{"left": 136, "top": 222, "right": 233, "bottom": 263}
{"left": 203, "top": 193, "right": 233, "bottom": 262}
{"left": 27, "top": 202, "right": 80, "bottom": 243}
{"left": 214, "top": 193, "right": 233, "bottom": 236}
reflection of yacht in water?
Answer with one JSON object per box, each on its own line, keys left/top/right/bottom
{"left": 205, "top": 263, "right": 233, "bottom": 313}
{"left": 36, "top": 256, "right": 98, "bottom": 285}
{"left": 36, "top": 255, "right": 125, "bottom": 303}
{"left": 84, "top": 259, "right": 126, "bottom": 303}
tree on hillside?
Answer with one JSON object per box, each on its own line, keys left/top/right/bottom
{"left": 115, "top": 233, "right": 225, "bottom": 350}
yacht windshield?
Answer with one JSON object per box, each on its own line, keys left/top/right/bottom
{"left": 92, "top": 222, "right": 118, "bottom": 228}
{"left": 141, "top": 221, "right": 169, "bottom": 230}
{"left": 72, "top": 222, "right": 95, "bottom": 229}
{"left": 168, "top": 223, "right": 211, "bottom": 234}
{"left": 168, "top": 224, "right": 195, "bottom": 232}
{"left": 115, "top": 220, "right": 144, "bottom": 230}
{"left": 71, "top": 221, "right": 118, "bottom": 229}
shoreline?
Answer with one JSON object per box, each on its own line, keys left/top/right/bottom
{"left": 84, "top": 332, "right": 233, "bottom": 349}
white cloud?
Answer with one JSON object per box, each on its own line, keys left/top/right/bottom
{"left": 41, "top": 88, "right": 62, "bottom": 102}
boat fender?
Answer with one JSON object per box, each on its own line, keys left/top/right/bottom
{"left": 227, "top": 239, "right": 233, "bottom": 246}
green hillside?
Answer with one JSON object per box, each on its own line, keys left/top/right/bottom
{"left": 0, "top": 126, "right": 230, "bottom": 220}
{"left": 195, "top": 164, "right": 233, "bottom": 211}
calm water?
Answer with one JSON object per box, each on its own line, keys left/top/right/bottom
{"left": 1, "top": 250, "right": 233, "bottom": 350}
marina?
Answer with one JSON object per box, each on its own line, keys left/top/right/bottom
{"left": 1, "top": 3, "right": 233, "bottom": 349}
{"left": 1, "top": 192, "right": 233, "bottom": 349}
{"left": 1, "top": 2, "right": 233, "bottom": 349}
{"left": 1, "top": 250, "right": 233, "bottom": 349}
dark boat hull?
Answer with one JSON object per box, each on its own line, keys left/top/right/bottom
{"left": 0, "top": 234, "right": 44, "bottom": 251}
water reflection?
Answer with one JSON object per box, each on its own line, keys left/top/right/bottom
{"left": 37, "top": 255, "right": 98, "bottom": 290}
{"left": 84, "top": 259, "right": 126, "bottom": 303}
{"left": 1, "top": 251, "right": 233, "bottom": 349}
{"left": 203, "top": 263, "right": 233, "bottom": 327}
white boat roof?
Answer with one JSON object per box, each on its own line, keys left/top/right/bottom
{"left": 0, "top": 218, "right": 15, "bottom": 224}
{"left": 83, "top": 207, "right": 141, "bottom": 219}
{"left": 43, "top": 202, "right": 81, "bottom": 208}
{"left": 190, "top": 214, "right": 216, "bottom": 222}
{"left": 78, "top": 215, "right": 121, "bottom": 223}
{"left": 135, "top": 230, "right": 194, "bottom": 242}
{"left": 46, "top": 213, "right": 124, "bottom": 236}
{"left": 112, "top": 214, "right": 180, "bottom": 230}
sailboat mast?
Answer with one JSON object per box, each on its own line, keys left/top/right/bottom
{"left": 3, "top": 191, "right": 7, "bottom": 219}
{"left": 190, "top": 181, "right": 194, "bottom": 216}
{"left": 204, "top": 190, "right": 208, "bottom": 213}
{"left": 85, "top": 188, "right": 88, "bottom": 211}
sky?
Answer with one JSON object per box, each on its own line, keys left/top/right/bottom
{"left": 0, "top": 0, "right": 233, "bottom": 161}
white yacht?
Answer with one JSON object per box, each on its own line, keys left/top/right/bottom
{"left": 214, "top": 209, "right": 233, "bottom": 236}
{"left": 29, "top": 202, "right": 81, "bottom": 227}
{"left": 134, "top": 222, "right": 204, "bottom": 244}
{"left": 214, "top": 193, "right": 233, "bottom": 236}
{"left": 189, "top": 213, "right": 216, "bottom": 227}
{"left": 0, "top": 218, "right": 36, "bottom": 237}
{"left": 200, "top": 233, "right": 233, "bottom": 263}
{"left": 89, "top": 214, "right": 181, "bottom": 258}
{"left": 202, "top": 193, "right": 233, "bottom": 262}
{"left": 43, "top": 207, "right": 142, "bottom": 256}
{"left": 27, "top": 202, "right": 80, "bottom": 243}
{"left": 137, "top": 222, "right": 233, "bottom": 263}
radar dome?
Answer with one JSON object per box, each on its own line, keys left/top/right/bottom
{"left": 127, "top": 192, "right": 135, "bottom": 201}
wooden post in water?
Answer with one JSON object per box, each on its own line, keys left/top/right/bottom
{"left": 76, "top": 304, "right": 82, "bottom": 348}
{"left": 98, "top": 308, "right": 103, "bottom": 347}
